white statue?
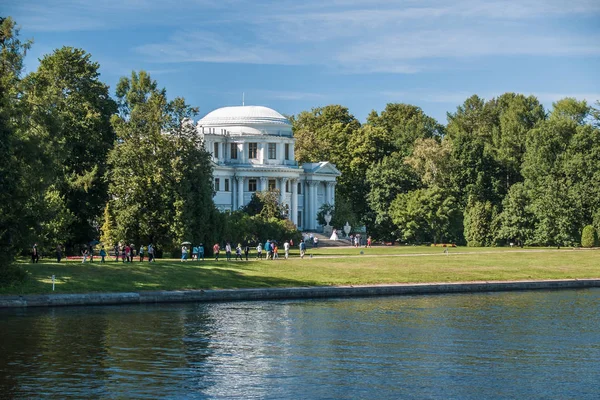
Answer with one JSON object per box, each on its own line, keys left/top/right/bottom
{"left": 324, "top": 211, "right": 332, "bottom": 226}
{"left": 323, "top": 211, "right": 333, "bottom": 236}
{"left": 343, "top": 222, "right": 351, "bottom": 238}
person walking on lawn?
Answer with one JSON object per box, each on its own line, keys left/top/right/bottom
{"left": 213, "top": 243, "right": 220, "bottom": 261}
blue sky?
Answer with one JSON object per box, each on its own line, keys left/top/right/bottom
{"left": 5, "top": 0, "right": 600, "bottom": 123}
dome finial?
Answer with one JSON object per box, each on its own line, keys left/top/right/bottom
{"left": 242, "top": 92, "right": 245, "bottom": 106}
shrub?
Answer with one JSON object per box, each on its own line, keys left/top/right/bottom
{"left": 581, "top": 225, "right": 597, "bottom": 248}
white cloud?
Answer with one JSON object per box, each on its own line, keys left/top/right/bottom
{"left": 380, "top": 90, "right": 600, "bottom": 106}
{"left": 9, "top": 0, "right": 600, "bottom": 74}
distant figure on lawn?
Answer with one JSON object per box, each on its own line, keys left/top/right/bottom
{"left": 198, "top": 243, "right": 205, "bottom": 261}
{"left": 181, "top": 246, "right": 188, "bottom": 262}
{"left": 284, "top": 240, "right": 290, "bottom": 259}
{"left": 213, "top": 243, "right": 220, "bottom": 261}
{"left": 32, "top": 244, "right": 39, "bottom": 263}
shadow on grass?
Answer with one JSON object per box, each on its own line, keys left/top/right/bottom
{"left": 1, "top": 259, "right": 319, "bottom": 295}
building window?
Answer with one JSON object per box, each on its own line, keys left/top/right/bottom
{"left": 214, "top": 178, "right": 220, "bottom": 192}
{"left": 285, "top": 180, "right": 289, "bottom": 192}
{"left": 298, "top": 211, "right": 302, "bottom": 226}
{"left": 224, "top": 178, "right": 230, "bottom": 192}
{"left": 230, "top": 143, "right": 238, "bottom": 159}
{"left": 297, "top": 182, "right": 302, "bottom": 195}
{"left": 248, "top": 143, "right": 258, "bottom": 159}
{"left": 268, "top": 179, "right": 276, "bottom": 191}
{"left": 268, "top": 143, "right": 276, "bottom": 159}
{"left": 248, "top": 179, "right": 257, "bottom": 192}
{"left": 285, "top": 143, "right": 290, "bottom": 160}
{"left": 213, "top": 142, "right": 219, "bottom": 158}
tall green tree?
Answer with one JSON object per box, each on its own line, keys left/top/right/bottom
{"left": 494, "top": 182, "right": 533, "bottom": 246}
{"left": 292, "top": 105, "right": 361, "bottom": 221}
{"left": 21, "top": 47, "right": 117, "bottom": 248}
{"left": 463, "top": 198, "right": 498, "bottom": 247}
{"left": 367, "top": 103, "right": 444, "bottom": 156}
{"left": 520, "top": 98, "right": 598, "bottom": 246}
{"left": 446, "top": 95, "right": 505, "bottom": 206}
{"left": 489, "top": 93, "right": 546, "bottom": 190}
{"left": 0, "top": 16, "right": 32, "bottom": 272}
{"left": 105, "top": 71, "right": 215, "bottom": 251}
{"left": 365, "top": 153, "right": 420, "bottom": 241}
{"left": 390, "top": 186, "right": 461, "bottom": 244}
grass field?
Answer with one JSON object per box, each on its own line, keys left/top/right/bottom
{"left": 2, "top": 246, "right": 599, "bottom": 295}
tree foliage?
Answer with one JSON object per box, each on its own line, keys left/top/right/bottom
{"left": 390, "top": 186, "right": 461, "bottom": 244}
{"left": 21, "top": 47, "right": 117, "bottom": 247}
{"left": 4, "top": 16, "right": 600, "bottom": 281}
{"left": 581, "top": 225, "right": 597, "bottom": 248}
{"left": 243, "top": 190, "right": 287, "bottom": 220}
{"left": 0, "top": 17, "right": 33, "bottom": 272}
{"left": 105, "top": 71, "right": 215, "bottom": 252}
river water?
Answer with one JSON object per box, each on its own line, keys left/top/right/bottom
{"left": 1, "top": 289, "right": 599, "bottom": 399}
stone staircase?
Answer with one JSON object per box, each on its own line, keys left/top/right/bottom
{"left": 303, "top": 232, "right": 352, "bottom": 247}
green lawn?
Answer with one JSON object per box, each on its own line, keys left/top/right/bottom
{"left": 2, "top": 246, "right": 599, "bottom": 295}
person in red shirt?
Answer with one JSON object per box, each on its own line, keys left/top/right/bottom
{"left": 213, "top": 243, "right": 220, "bottom": 261}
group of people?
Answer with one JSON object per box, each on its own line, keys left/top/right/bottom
{"left": 112, "top": 243, "right": 155, "bottom": 263}
{"left": 33, "top": 233, "right": 373, "bottom": 264}
{"left": 180, "top": 244, "right": 205, "bottom": 261}
{"left": 206, "top": 239, "right": 299, "bottom": 261}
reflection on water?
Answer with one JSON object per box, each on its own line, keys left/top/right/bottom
{"left": 1, "top": 289, "right": 599, "bottom": 399}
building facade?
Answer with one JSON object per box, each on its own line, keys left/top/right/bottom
{"left": 197, "top": 105, "right": 340, "bottom": 231}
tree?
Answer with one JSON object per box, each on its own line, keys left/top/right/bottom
{"left": 581, "top": 225, "right": 597, "bottom": 248}
{"left": 365, "top": 153, "right": 420, "bottom": 241}
{"left": 0, "top": 17, "right": 33, "bottom": 273}
{"left": 21, "top": 47, "right": 117, "bottom": 248}
{"left": 292, "top": 105, "right": 362, "bottom": 222}
{"left": 490, "top": 93, "right": 545, "bottom": 190}
{"left": 520, "top": 98, "right": 598, "bottom": 246}
{"left": 404, "top": 138, "right": 453, "bottom": 188}
{"left": 106, "top": 71, "right": 215, "bottom": 251}
{"left": 292, "top": 104, "right": 360, "bottom": 168}
{"left": 446, "top": 95, "right": 506, "bottom": 206}
{"left": 494, "top": 183, "right": 533, "bottom": 246}
{"left": 243, "top": 190, "right": 287, "bottom": 220}
{"left": 367, "top": 103, "right": 444, "bottom": 156}
{"left": 390, "top": 186, "right": 461, "bottom": 244}
{"left": 463, "top": 198, "right": 498, "bottom": 247}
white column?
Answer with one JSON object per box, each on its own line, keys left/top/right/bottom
{"left": 260, "top": 177, "right": 268, "bottom": 192}
{"left": 237, "top": 176, "right": 244, "bottom": 209}
{"left": 279, "top": 177, "right": 288, "bottom": 205}
{"left": 325, "top": 182, "right": 335, "bottom": 204}
{"left": 231, "top": 177, "right": 236, "bottom": 210}
{"left": 330, "top": 182, "right": 336, "bottom": 206}
{"left": 308, "top": 181, "right": 317, "bottom": 230}
{"left": 291, "top": 178, "right": 298, "bottom": 225}
{"left": 278, "top": 142, "right": 284, "bottom": 163}
{"left": 259, "top": 142, "right": 266, "bottom": 164}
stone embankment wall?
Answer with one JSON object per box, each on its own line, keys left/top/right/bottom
{"left": 1, "top": 279, "right": 599, "bottom": 308}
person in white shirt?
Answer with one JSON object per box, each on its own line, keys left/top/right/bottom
{"left": 256, "top": 243, "right": 263, "bottom": 259}
{"left": 284, "top": 240, "right": 290, "bottom": 259}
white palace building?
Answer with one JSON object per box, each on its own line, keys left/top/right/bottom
{"left": 197, "top": 105, "right": 340, "bottom": 231}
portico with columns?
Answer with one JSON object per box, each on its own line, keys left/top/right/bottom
{"left": 198, "top": 105, "right": 340, "bottom": 231}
